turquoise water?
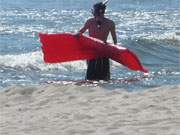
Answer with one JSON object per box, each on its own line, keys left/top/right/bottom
{"left": 0, "top": 0, "right": 180, "bottom": 90}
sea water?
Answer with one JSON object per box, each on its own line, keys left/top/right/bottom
{"left": 0, "top": 0, "right": 180, "bottom": 90}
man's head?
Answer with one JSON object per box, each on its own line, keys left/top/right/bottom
{"left": 92, "top": 2, "right": 106, "bottom": 17}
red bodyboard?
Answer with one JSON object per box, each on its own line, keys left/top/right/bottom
{"left": 39, "top": 33, "right": 148, "bottom": 73}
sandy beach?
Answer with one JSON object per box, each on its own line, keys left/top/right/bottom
{"left": 0, "top": 84, "right": 180, "bottom": 135}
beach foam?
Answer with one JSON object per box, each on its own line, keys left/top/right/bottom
{"left": 0, "top": 51, "right": 87, "bottom": 71}
{"left": 1, "top": 84, "right": 180, "bottom": 135}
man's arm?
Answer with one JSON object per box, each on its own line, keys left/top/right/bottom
{"left": 77, "top": 20, "right": 89, "bottom": 35}
{"left": 110, "top": 22, "right": 117, "bottom": 44}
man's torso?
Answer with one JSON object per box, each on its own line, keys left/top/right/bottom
{"left": 87, "top": 18, "right": 114, "bottom": 42}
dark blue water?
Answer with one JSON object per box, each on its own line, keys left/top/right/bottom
{"left": 0, "top": 0, "right": 180, "bottom": 90}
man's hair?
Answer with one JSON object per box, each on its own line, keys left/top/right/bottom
{"left": 92, "top": 2, "right": 106, "bottom": 16}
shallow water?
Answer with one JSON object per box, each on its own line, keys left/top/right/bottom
{"left": 0, "top": 0, "right": 180, "bottom": 90}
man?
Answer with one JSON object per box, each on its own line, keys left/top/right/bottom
{"left": 76, "top": 1, "right": 117, "bottom": 81}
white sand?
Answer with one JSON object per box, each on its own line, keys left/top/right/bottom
{"left": 0, "top": 84, "right": 180, "bottom": 135}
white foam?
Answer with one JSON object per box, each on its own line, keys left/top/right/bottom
{"left": 0, "top": 51, "right": 87, "bottom": 72}
{"left": 145, "top": 32, "right": 180, "bottom": 41}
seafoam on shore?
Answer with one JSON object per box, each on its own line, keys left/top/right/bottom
{"left": 1, "top": 84, "right": 180, "bottom": 135}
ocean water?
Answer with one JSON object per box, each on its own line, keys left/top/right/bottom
{"left": 0, "top": 0, "right": 180, "bottom": 90}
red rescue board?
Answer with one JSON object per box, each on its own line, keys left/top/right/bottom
{"left": 39, "top": 33, "right": 148, "bottom": 73}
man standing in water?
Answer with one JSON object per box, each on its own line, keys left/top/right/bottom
{"left": 76, "top": 1, "right": 117, "bottom": 81}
